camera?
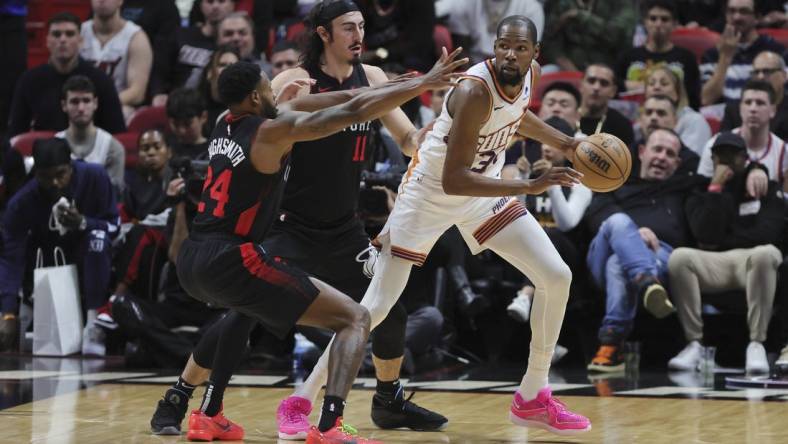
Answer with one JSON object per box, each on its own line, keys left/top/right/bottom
{"left": 358, "top": 170, "right": 403, "bottom": 218}
{"left": 169, "top": 157, "right": 210, "bottom": 202}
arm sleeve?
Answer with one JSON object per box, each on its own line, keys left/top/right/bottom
{"left": 84, "top": 170, "right": 120, "bottom": 238}
{"left": 0, "top": 196, "right": 30, "bottom": 301}
{"left": 94, "top": 73, "right": 127, "bottom": 133}
{"left": 548, "top": 184, "right": 592, "bottom": 232}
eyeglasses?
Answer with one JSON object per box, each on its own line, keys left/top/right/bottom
{"left": 50, "top": 30, "right": 77, "bottom": 38}
{"left": 726, "top": 7, "right": 754, "bottom": 16}
{"left": 274, "top": 60, "right": 298, "bottom": 69}
{"left": 752, "top": 67, "right": 782, "bottom": 76}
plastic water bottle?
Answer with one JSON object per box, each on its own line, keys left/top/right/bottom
{"left": 292, "top": 333, "right": 310, "bottom": 385}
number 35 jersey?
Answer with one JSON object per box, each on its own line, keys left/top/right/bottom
{"left": 192, "top": 113, "right": 290, "bottom": 243}
{"left": 413, "top": 59, "right": 535, "bottom": 181}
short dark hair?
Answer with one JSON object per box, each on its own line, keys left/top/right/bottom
{"left": 542, "top": 81, "right": 581, "bottom": 106}
{"left": 645, "top": 93, "right": 678, "bottom": 111}
{"left": 166, "top": 88, "right": 207, "bottom": 120}
{"left": 48, "top": 12, "right": 81, "bottom": 29}
{"left": 62, "top": 75, "right": 96, "bottom": 99}
{"left": 741, "top": 78, "right": 776, "bottom": 103}
{"left": 272, "top": 39, "right": 300, "bottom": 55}
{"left": 642, "top": 0, "right": 678, "bottom": 20}
{"left": 585, "top": 63, "right": 617, "bottom": 83}
{"left": 496, "top": 15, "right": 538, "bottom": 42}
{"left": 217, "top": 61, "right": 262, "bottom": 105}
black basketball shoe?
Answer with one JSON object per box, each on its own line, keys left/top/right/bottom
{"left": 150, "top": 388, "right": 189, "bottom": 435}
{"left": 371, "top": 390, "right": 448, "bottom": 431}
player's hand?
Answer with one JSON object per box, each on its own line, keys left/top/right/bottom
{"left": 521, "top": 166, "right": 582, "bottom": 195}
{"left": 711, "top": 164, "right": 734, "bottom": 186}
{"left": 419, "top": 47, "right": 469, "bottom": 91}
{"left": 745, "top": 167, "right": 768, "bottom": 198}
{"left": 387, "top": 72, "right": 419, "bottom": 84}
{"left": 276, "top": 78, "right": 315, "bottom": 104}
{"left": 516, "top": 156, "right": 531, "bottom": 175}
{"left": 719, "top": 24, "right": 740, "bottom": 60}
{"left": 530, "top": 159, "right": 552, "bottom": 178}
{"left": 638, "top": 227, "right": 660, "bottom": 252}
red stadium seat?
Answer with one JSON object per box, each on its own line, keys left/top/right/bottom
{"left": 434, "top": 24, "right": 454, "bottom": 56}
{"left": 759, "top": 28, "right": 788, "bottom": 48}
{"left": 127, "top": 106, "right": 168, "bottom": 133}
{"left": 114, "top": 132, "right": 140, "bottom": 169}
{"left": 705, "top": 116, "right": 721, "bottom": 135}
{"left": 670, "top": 27, "right": 720, "bottom": 62}
{"left": 533, "top": 71, "right": 583, "bottom": 101}
{"left": 10, "top": 131, "right": 56, "bottom": 156}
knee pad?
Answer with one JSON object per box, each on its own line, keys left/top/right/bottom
{"left": 371, "top": 301, "right": 408, "bottom": 360}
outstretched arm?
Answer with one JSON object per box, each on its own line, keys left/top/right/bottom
{"left": 516, "top": 110, "right": 579, "bottom": 160}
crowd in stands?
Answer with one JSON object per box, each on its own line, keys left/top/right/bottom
{"left": 3, "top": 0, "right": 788, "bottom": 379}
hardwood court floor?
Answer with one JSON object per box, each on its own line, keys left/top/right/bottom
{"left": 2, "top": 384, "right": 787, "bottom": 444}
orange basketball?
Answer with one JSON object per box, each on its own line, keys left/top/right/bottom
{"left": 572, "top": 133, "right": 632, "bottom": 192}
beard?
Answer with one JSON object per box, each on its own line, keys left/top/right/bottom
{"left": 261, "top": 101, "right": 278, "bottom": 119}
{"left": 497, "top": 67, "right": 523, "bottom": 86}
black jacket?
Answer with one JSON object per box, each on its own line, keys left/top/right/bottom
{"left": 685, "top": 164, "right": 784, "bottom": 250}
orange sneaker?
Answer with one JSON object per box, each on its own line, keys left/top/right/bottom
{"left": 587, "top": 345, "right": 624, "bottom": 373}
{"left": 186, "top": 407, "right": 244, "bottom": 441}
{"left": 305, "top": 418, "right": 382, "bottom": 444}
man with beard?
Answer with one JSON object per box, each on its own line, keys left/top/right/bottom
{"left": 578, "top": 63, "right": 634, "bottom": 147}
{"left": 153, "top": 0, "right": 449, "bottom": 439}
{"left": 700, "top": 0, "right": 786, "bottom": 105}
{"left": 0, "top": 138, "right": 118, "bottom": 354}
{"left": 616, "top": 0, "right": 700, "bottom": 109}
{"left": 149, "top": 47, "right": 465, "bottom": 440}
{"left": 304, "top": 15, "right": 592, "bottom": 435}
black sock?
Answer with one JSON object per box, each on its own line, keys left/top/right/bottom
{"left": 318, "top": 395, "right": 346, "bottom": 432}
{"left": 173, "top": 377, "right": 197, "bottom": 398}
{"left": 376, "top": 379, "right": 402, "bottom": 399}
{"left": 199, "top": 380, "right": 224, "bottom": 417}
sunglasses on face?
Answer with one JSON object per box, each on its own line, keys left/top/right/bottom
{"left": 50, "top": 30, "right": 77, "bottom": 38}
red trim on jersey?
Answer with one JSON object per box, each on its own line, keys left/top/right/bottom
{"left": 390, "top": 245, "right": 427, "bottom": 267}
{"left": 239, "top": 242, "right": 308, "bottom": 297}
{"left": 225, "top": 112, "right": 251, "bottom": 123}
{"left": 473, "top": 200, "right": 528, "bottom": 245}
{"left": 234, "top": 202, "right": 261, "bottom": 237}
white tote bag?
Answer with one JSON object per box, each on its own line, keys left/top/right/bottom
{"left": 32, "top": 247, "right": 83, "bottom": 356}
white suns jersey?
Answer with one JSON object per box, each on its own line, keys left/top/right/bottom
{"left": 414, "top": 59, "right": 535, "bottom": 180}
{"left": 80, "top": 20, "right": 141, "bottom": 94}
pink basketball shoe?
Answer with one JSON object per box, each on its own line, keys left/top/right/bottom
{"left": 509, "top": 388, "right": 591, "bottom": 435}
{"left": 277, "top": 395, "right": 312, "bottom": 440}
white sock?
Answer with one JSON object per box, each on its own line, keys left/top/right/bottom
{"left": 86, "top": 309, "right": 97, "bottom": 325}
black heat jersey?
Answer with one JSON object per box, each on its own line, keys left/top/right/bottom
{"left": 280, "top": 63, "right": 374, "bottom": 225}
{"left": 192, "top": 114, "right": 289, "bottom": 242}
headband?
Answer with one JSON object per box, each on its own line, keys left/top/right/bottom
{"left": 315, "top": 0, "right": 359, "bottom": 27}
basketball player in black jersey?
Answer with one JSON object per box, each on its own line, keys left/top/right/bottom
{"left": 149, "top": 0, "right": 448, "bottom": 440}
{"left": 149, "top": 48, "right": 464, "bottom": 441}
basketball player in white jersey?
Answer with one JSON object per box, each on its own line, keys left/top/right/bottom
{"left": 301, "top": 15, "right": 592, "bottom": 436}
{"left": 81, "top": 0, "right": 153, "bottom": 112}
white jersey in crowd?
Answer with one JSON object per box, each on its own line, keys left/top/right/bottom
{"left": 55, "top": 127, "right": 113, "bottom": 166}
{"left": 415, "top": 58, "right": 536, "bottom": 181}
{"left": 697, "top": 128, "right": 787, "bottom": 183}
{"left": 80, "top": 20, "right": 141, "bottom": 94}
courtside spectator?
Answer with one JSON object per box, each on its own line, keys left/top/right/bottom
{"left": 8, "top": 12, "right": 126, "bottom": 136}
{"left": 56, "top": 75, "right": 125, "bottom": 192}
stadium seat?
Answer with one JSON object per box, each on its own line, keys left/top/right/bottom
{"left": 127, "top": 106, "right": 168, "bottom": 133}
{"left": 670, "top": 27, "right": 720, "bottom": 62}
{"left": 10, "top": 131, "right": 56, "bottom": 156}
{"left": 533, "top": 70, "right": 583, "bottom": 101}
{"left": 705, "top": 115, "right": 721, "bottom": 135}
{"left": 759, "top": 28, "right": 788, "bottom": 48}
{"left": 114, "top": 132, "right": 140, "bottom": 169}
{"left": 434, "top": 24, "right": 454, "bottom": 56}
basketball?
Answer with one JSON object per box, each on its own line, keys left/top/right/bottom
{"left": 572, "top": 133, "right": 632, "bottom": 192}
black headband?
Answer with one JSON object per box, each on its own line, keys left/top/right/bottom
{"left": 33, "top": 138, "right": 72, "bottom": 169}
{"left": 315, "top": 0, "right": 359, "bottom": 27}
